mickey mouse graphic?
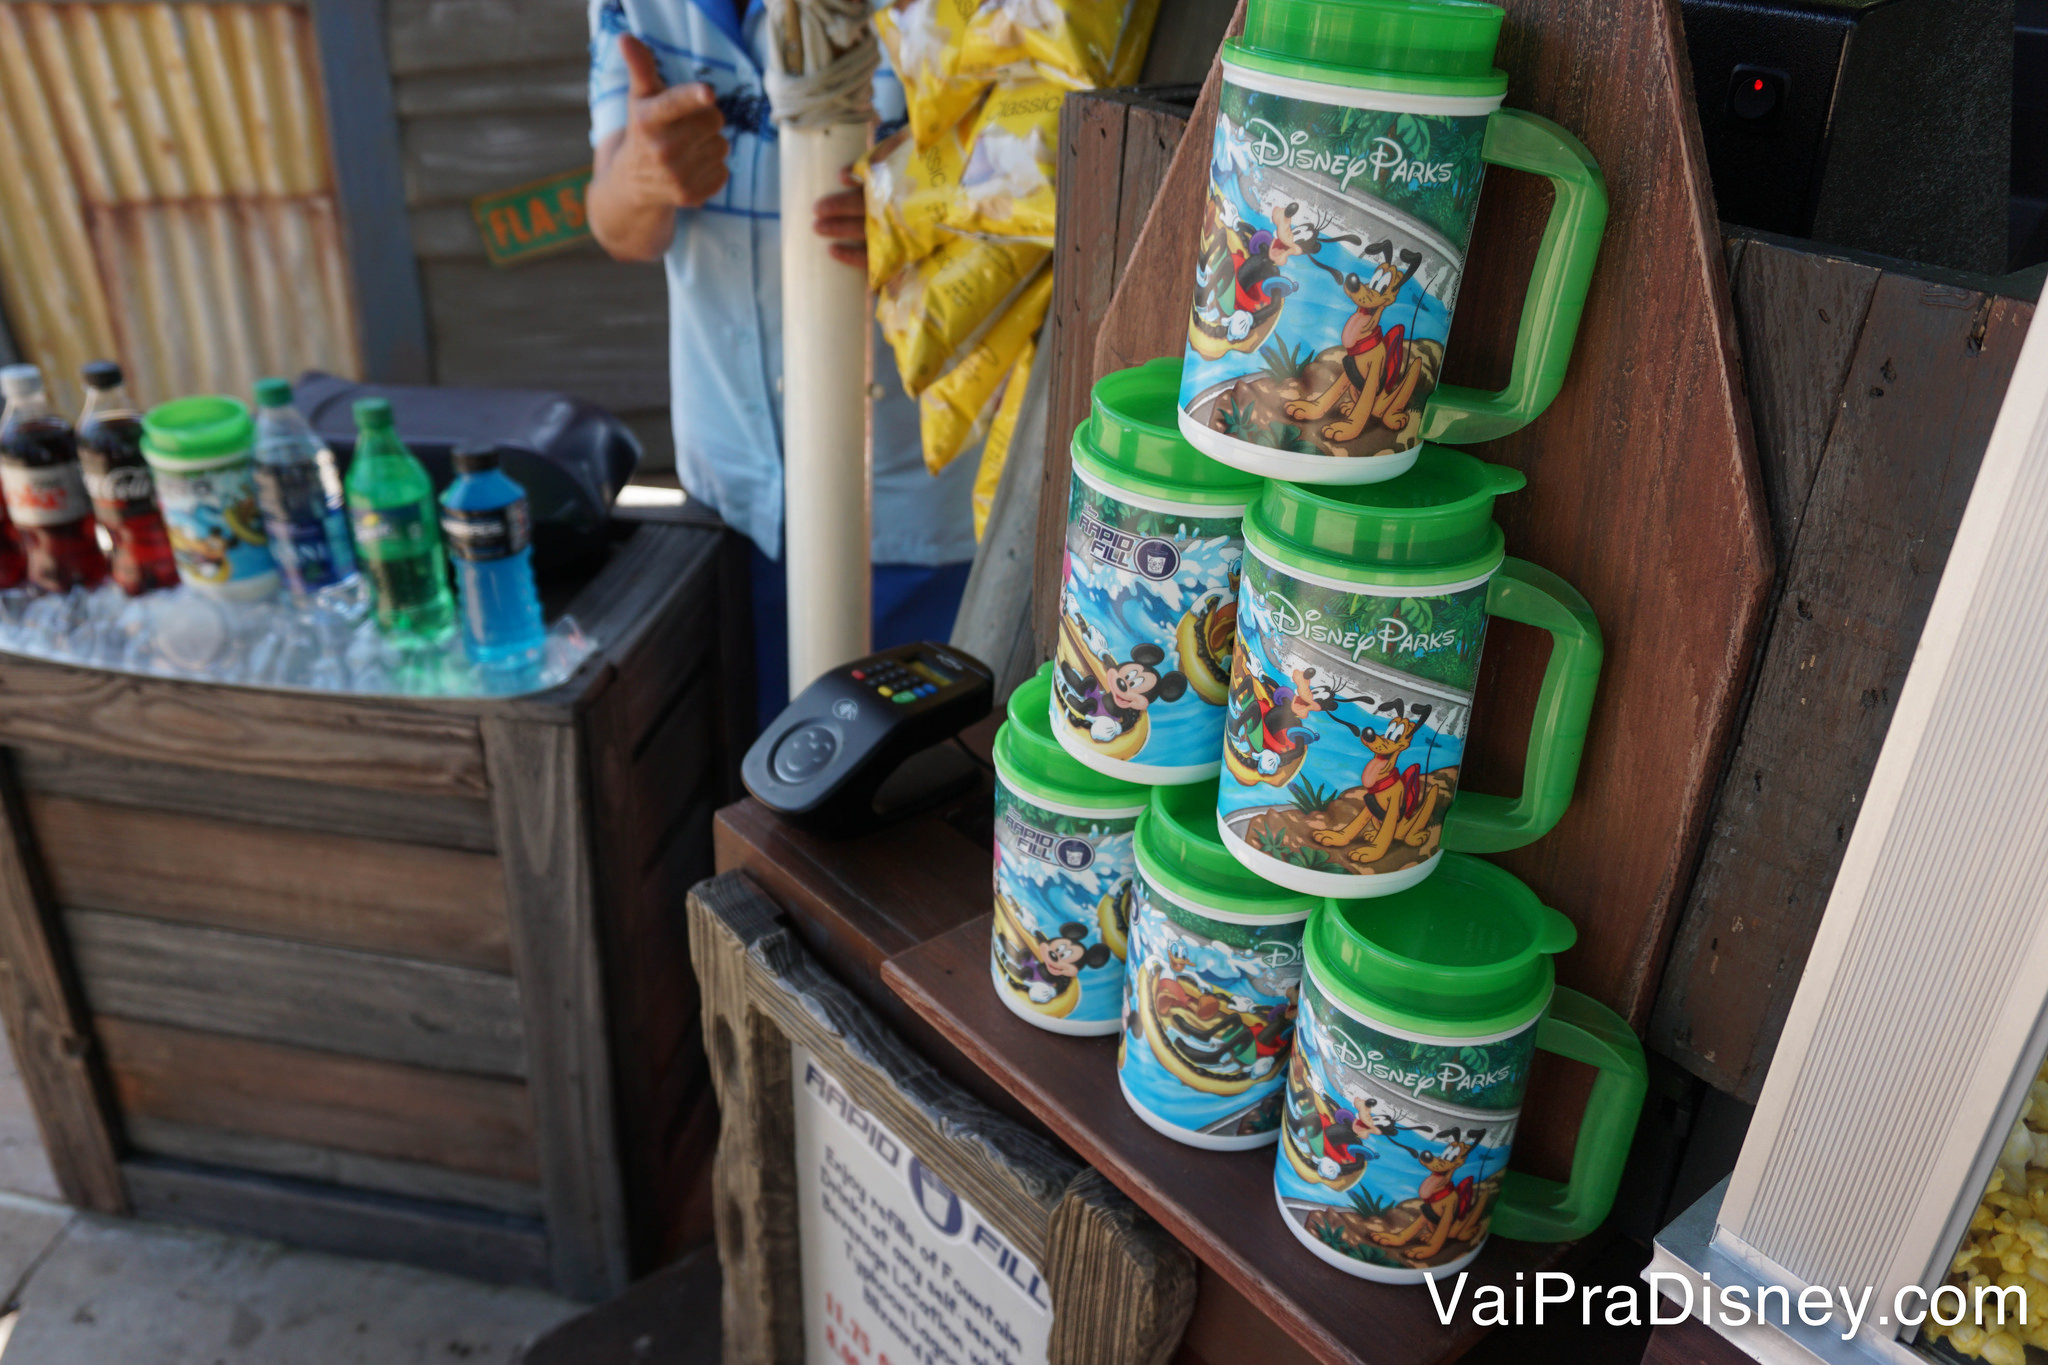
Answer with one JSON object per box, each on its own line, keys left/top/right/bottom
{"left": 1056, "top": 614, "right": 1189, "bottom": 745}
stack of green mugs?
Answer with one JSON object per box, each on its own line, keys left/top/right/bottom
{"left": 984, "top": 0, "right": 1648, "bottom": 1287}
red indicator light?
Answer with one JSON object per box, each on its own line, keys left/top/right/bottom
{"left": 1752, "top": 78, "right": 1765, "bottom": 91}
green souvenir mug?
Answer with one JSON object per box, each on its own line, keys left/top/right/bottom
{"left": 1120, "top": 778, "right": 1320, "bottom": 1150}
{"left": 1179, "top": 0, "right": 1607, "bottom": 484}
{"left": 1276, "top": 855, "right": 1646, "bottom": 1283}
{"left": 992, "top": 664, "right": 1149, "bottom": 1036}
{"left": 1217, "top": 446, "right": 1600, "bottom": 897}
{"left": 1053, "top": 359, "right": 1262, "bottom": 783}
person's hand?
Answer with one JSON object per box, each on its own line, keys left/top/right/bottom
{"left": 614, "top": 35, "right": 730, "bottom": 210}
{"left": 814, "top": 167, "right": 866, "bottom": 270}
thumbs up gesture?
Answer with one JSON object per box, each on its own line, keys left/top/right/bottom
{"left": 615, "top": 34, "right": 731, "bottom": 210}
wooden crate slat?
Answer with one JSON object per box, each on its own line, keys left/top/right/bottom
{"left": 1032, "top": 89, "right": 1196, "bottom": 656}
{"left": 125, "top": 1115, "right": 544, "bottom": 1219}
{"left": 123, "top": 1157, "right": 551, "bottom": 1290}
{"left": 613, "top": 665, "right": 715, "bottom": 876}
{"left": 0, "top": 757, "right": 124, "bottom": 1212}
{"left": 29, "top": 795, "right": 511, "bottom": 972}
{"left": 11, "top": 744, "right": 497, "bottom": 852}
{"left": 586, "top": 528, "right": 724, "bottom": 747}
{"left": 0, "top": 658, "right": 489, "bottom": 796}
{"left": 484, "top": 715, "right": 631, "bottom": 1301}
{"left": 67, "top": 908, "right": 527, "bottom": 1079}
{"left": 1719, "top": 237, "right": 1884, "bottom": 563}
{"left": 99, "top": 1016, "right": 540, "bottom": 1184}
{"left": 1650, "top": 256, "right": 2036, "bottom": 1099}
{"left": 591, "top": 601, "right": 721, "bottom": 1267}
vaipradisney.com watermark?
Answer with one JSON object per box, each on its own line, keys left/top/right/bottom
{"left": 1422, "top": 1270, "right": 2025, "bottom": 1340}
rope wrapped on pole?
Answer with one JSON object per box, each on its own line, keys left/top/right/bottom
{"left": 767, "top": 0, "right": 879, "bottom": 691}
{"left": 764, "top": 0, "right": 878, "bottom": 126}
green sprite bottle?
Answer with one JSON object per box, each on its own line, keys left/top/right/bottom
{"left": 345, "top": 398, "right": 454, "bottom": 642}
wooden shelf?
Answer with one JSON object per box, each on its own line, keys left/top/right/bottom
{"left": 882, "top": 914, "right": 1580, "bottom": 1365}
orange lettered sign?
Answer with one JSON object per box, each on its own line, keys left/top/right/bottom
{"left": 470, "top": 166, "right": 594, "bottom": 266}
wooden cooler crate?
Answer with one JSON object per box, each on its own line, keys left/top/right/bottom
{"left": 0, "top": 510, "right": 749, "bottom": 1301}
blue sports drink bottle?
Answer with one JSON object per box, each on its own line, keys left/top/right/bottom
{"left": 439, "top": 442, "right": 545, "bottom": 688}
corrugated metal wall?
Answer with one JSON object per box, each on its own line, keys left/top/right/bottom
{"left": 0, "top": 1, "right": 360, "bottom": 411}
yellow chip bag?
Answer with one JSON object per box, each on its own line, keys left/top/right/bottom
{"left": 876, "top": 0, "right": 992, "bottom": 148}
{"left": 920, "top": 266, "right": 1051, "bottom": 473}
{"left": 959, "top": 0, "right": 1133, "bottom": 87}
{"left": 973, "top": 329, "right": 1037, "bottom": 540}
{"left": 1107, "top": 0, "right": 1159, "bottom": 84}
{"left": 878, "top": 237, "right": 1049, "bottom": 396}
{"left": 855, "top": 127, "right": 968, "bottom": 292}
{"left": 946, "top": 78, "right": 1065, "bottom": 244}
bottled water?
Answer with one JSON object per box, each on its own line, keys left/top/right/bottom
{"left": 253, "top": 378, "right": 365, "bottom": 616}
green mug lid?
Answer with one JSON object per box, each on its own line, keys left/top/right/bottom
{"left": 1137, "top": 780, "right": 1320, "bottom": 919}
{"left": 994, "top": 664, "right": 1149, "bottom": 812}
{"left": 1309, "top": 854, "right": 1577, "bottom": 1037}
{"left": 1075, "top": 359, "right": 1262, "bottom": 504}
{"left": 1246, "top": 445, "right": 1523, "bottom": 585}
{"left": 140, "top": 395, "right": 253, "bottom": 463}
{"left": 1230, "top": 0, "right": 1507, "bottom": 96}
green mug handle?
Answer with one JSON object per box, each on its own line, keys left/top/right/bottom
{"left": 1490, "top": 986, "right": 1648, "bottom": 1242}
{"left": 1441, "top": 558, "right": 1602, "bottom": 853}
{"left": 1419, "top": 109, "right": 1609, "bottom": 446}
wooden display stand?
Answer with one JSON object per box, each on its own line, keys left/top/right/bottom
{"left": 710, "top": 0, "right": 1776, "bottom": 1355}
{"left": 687, "top": 871, "right": 1196, "bottom": 1365}
{"left": 0, "top": 510, "right": 748, "bottom": 1301}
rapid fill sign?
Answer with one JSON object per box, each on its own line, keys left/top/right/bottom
{"left": 792, "top": 1047, "right": 1052, "bottom": 1365}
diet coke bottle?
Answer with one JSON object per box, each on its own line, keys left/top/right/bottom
{"left": 0, "top": 365, "right": 107, "bottom": 593}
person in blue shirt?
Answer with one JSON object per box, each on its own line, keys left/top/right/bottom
{"left": 586, "top": 0, "right": 979, "bottom": 727}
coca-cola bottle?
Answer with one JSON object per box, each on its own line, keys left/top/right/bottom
{"left": 0, "top": 365, "right": 107, "bottom": 593}
{"left": 76, "top": 362, "right": 178, "bottom": 596}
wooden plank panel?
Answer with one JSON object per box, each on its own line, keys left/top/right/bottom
{"left": 29, "top": 795, "right": 511, "bottom": 971}
{"left": 591, "top": 596, "right": 720, "bottom": 1268}
{"left": 67, "top": 909, "right": 527, "bottom": 1078}
{"left": 1033, "top": 90, "right": 1192, "bottom": 656}
{"left": 387, "top": 0, "right": 590, "bottom": 78}
{"left": 394, "top": 62, "right": 587, "bottom": 118}
{"left": 0, "top": 758, "right": 123, "bottom": 1212}
{"left": 100, "top": 1016, "right": 540, "bottom": 1184}
{"left": 11, "top": 744, "right": 496, "bottom": 852}
{"left": 0, "top": 656, "right": 488, "bottom": 796}
{"left": 484, "top": 716, "right": 630, "bottom": 1300}
{"left": 126, "top": 1115, "right": 544, "bottom": 1219}
{"left": 1723, "top": 236, "right": 1883, "bottom": 560}
{"left": 1650, "top": 274, "right": 2035, "bottom": 1100}
{"left": 422, "top": 257, "right": 669, "bottom": 416}
{"left": 402, "top": 110, "right": 592, "bottom": 205}
{"left": 1088, "top": 13, "right": 1239, "bottom": 384}
{"left": 124, "top": 1158, "right": 551, "bottom": 1290}
{"left": 581, "top": 524, "right": 724, "bottom": 747}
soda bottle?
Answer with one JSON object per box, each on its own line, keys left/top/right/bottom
{"left": 440, "top": 442, "right": 545, "bottom": 688}
{"left": 345, "top": 398, "right": 454, "bottom": 642}
{"left": 76, "top": 361, "right": 178, "bottom": 596}
{"left": 253, "top": 377, "right": 364, "bottom": 613}
{"left": 0, "top": 364, "right": 107, "bottom": 593}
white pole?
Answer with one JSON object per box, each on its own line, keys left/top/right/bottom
{"left": 780, "top": 123, "right": 872, "bottom": 693}
{"left": 767, "top": 0, "right": 876, "bottom": 694}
